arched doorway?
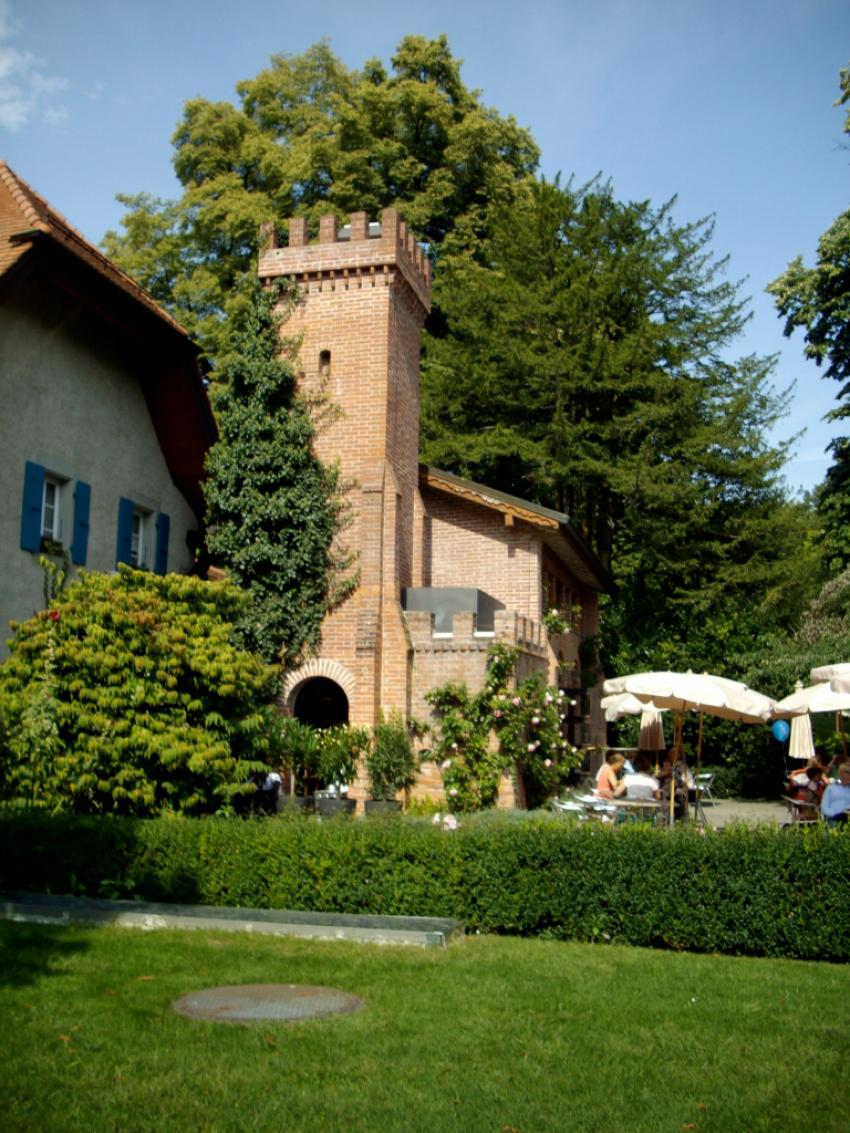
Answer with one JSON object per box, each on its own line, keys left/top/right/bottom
{"left": 292, "top": 677, "right": 349, "bottom": 730}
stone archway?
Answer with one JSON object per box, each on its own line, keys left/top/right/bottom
{"left": 281, "top": 658, "right": 356, "bottom": 722}
{"left": 292, "top": 677, "right": 349, "bottom": 729}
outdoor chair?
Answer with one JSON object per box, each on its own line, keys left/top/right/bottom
{"left": 695, "top": 772, "right": 716, "bottom": 804}
{"left": 551, "top": 797, "right": 585, "bottom": 817}
{"left": 782, "top": 795, "right": 820, "bottom": 825}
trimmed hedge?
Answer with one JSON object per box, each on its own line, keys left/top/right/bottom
{"left": 2, "top": 810, "right": 849, "bottom": 961}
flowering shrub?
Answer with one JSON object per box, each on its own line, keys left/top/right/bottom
{"left": 426, "top": 643, "right": 580, "bottom": 812}
{"left": 0, "top": 567, "right": 282, "bottom": 815}
{"left": 542, "top": 604, "right": 581, "bottom": 637}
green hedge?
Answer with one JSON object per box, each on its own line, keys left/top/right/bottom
{"left": 1, "top": 810, "right": 849, "bottom": 961}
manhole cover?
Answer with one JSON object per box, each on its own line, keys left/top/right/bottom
{"left": 173, "top": 984, "right": 364, "bottom": 1023}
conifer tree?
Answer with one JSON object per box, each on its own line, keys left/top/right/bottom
{"left": 204, "top": 279, "right": 354, "bottom": 666}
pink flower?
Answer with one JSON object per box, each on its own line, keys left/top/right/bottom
{"left": 544, "top": 694, "right": 554, "bottom": 704}
{"left": 449, "top": 787, "right": 458, "bottom": 797}
{"left": 443, "top": 814, "right": 459, "bottom": 830}
{"left": 532, "top": 716, "right": 540, "bottom": 725}
{"left": 493, "top": 709, "right": 502, "bottom": 718}
{"left": 512, "top": 697, "right": 521, "bottom": 706}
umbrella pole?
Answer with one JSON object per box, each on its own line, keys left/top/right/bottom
{"left": 694, "top": 711, "right": 704, "bottom": 825}
{"left": 669, "top": 713, "right": 683, "bottom": 825}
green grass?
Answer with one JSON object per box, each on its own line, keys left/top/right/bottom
{"left": 1, "top": 923, "right": 848, "bottom": 1132}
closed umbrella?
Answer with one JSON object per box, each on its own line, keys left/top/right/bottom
{"left": 789, "top": 713, "right": 816, "bottom": 763}
{"left": 600, "top": 693, "right": 666, "bottom": 753}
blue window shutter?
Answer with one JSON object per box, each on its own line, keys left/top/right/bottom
{"left": 70, "top": 481, "right": 91, "bottom": 566}
{"left": 116, "top": 498, "right": 134, "bottom": 566}
{"left": 20, "top": 461, "right": 45, "bottom": 551}
{"left": 154, "top": 513, "right": 170, "bottom": 575}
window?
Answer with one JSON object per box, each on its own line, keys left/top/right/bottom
{"left": 130, "top": 508, "right": 147, "bottom": 567}
{"left": 116, "top": 497, "right": 170, "bottom": 574}
{"left": 41, "top": 476, "right": 62, "bottom": 541}
{"left": 20, "top": 461, "right": 89, "bottom": 562}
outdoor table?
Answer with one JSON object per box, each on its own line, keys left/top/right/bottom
{"left": 610, "top": 797, "right": 660, "bottom": 822}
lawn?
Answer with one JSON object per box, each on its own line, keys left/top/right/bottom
{"left": 1, "top": 922, "right": 848, "bottom": 1132}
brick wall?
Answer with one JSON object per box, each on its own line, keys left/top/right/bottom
{"left": 260, "top": 210, "right": 430, "bottom": 731}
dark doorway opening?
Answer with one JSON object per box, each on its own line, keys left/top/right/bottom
{"left": 293, "top": 678, "right": 349, "bottom": 730}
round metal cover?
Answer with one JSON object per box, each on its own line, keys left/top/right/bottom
{"left": 173, "top": 984, "right": 364, "bottom": 1023}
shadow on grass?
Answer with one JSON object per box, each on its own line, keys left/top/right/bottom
{"left": 0, "top": 922, "right": 91, "bottom": 988}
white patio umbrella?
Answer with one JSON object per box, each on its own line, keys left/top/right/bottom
{"left": 602, "top": 671, "right": 778, "bottom": 821}
{"left": 810, "top": 662, "right": 850, "bottom": 694}
{"left": 774, "top": 679, "right": 850, "bottom": 762}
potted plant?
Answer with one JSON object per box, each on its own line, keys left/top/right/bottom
{"left": 314, "top": 724, "right": 370, "bottom": 816}
{"left": 364, "top": 712, "right": 422, "bottom": 815}
{"left": 278, "top": 717, "right": 321, "bottom": 812}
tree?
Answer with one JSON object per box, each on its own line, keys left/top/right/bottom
{"left": 768, "top": 62, "right": 850, "bottom": 569}
{"left": 421, "top": 178, "right": 811, "bottom": 670}
{"left": 0, "top": 566, "right": 281, "bottom": 816}
{"left": 204, "top": 278, "right": 355, "bottom": 666}
{"left": 103, "top": 35, "right": 539, "bottom": 367}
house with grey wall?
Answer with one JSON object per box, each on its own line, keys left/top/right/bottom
{"left": 0, "top": 160, "right": 216, "bottom": 657}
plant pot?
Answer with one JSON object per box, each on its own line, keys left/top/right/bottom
{"left": 364, "top": 799, "right": 403, "bottom": 816}
{"left": 314, "top": 794, "right": 356, "bottom": 818}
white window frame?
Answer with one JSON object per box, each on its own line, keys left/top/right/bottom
{"left": 41, "top": 476, "right": 63, "bottom": 541}
{"left": 130, "top": 508, "right": 150, "bottom": 568}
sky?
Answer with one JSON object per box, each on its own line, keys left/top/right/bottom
{"left": 2, "top": 0, "right": 848, "bottom": 495}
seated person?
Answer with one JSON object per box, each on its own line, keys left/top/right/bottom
{"left": 657, "top": 746, "right": 690, "bottom": 820}
{"left": 595, "top": 752, "right": 627, "bottom": 798}
{"left": 821, "top": 762, "right": 850, "bottom": 825}
{"left": 788, "top": 763, "right": 826, "bottom": 808}
{"left": 622, "top": 754, "right": 659, "bottom": 800}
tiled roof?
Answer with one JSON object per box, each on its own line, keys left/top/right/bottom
{"left": 0, "top": 160, "right": 188, "bottom": 338}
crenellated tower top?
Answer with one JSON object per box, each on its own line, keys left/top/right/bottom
{"left": 257, "top": 208, "right": 431, "bottom": 314}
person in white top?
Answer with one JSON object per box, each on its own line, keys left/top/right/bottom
{"left": 622, "top": 754, "right": 659, "bottom": 800}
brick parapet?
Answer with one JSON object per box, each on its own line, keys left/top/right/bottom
{"left": 403, "top": 609, "right": 547, "bottom": 656}
{"left": 258, "top": 208, "right": 431, "bottom": 315}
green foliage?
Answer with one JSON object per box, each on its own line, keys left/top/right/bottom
{"left": 104, "top": 35, "right": 538, "bottom": 366}
{"left": 0, "top": 568, "right": 283, "bottom": 815}
{"left": 315, "top": 724, "right": 371, "bottom": 789}
{"left": 426, "top": 642, "right": 579, "bottom": 812}
{"left": 768, "top": 62, "right": 850, "bottom": 569}
{"left": 277, "top": 715, "right": 321, "bottom": 795}
{"left": 3, "top": 810, "right": 850, "bottom": 961}
{"left": 204, "top": 277, "right": 356, "bottom": 665}
{"left": 421, "top": 177, "right": 809, "bottom": 676}
{"left": 365, "top": 712, "right": 420, "bottom": 800}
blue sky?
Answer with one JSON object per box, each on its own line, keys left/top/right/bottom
{"left": 2, "top": 0, "right": 848, "bottom": 494}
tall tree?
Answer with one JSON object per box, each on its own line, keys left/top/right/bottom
{"left": 103, "top": 36, "right": 538, "bottom": 367}
{"left": 421, "top": 178, "right": 812, "bottom": 670}
{"left": 768, "top": 62, "right": 850, "bottom": 570}
{"left": 204, "top": 279, "right": 355, "bottom": 666}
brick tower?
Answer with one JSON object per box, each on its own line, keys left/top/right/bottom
{"left": 258, "top": 209, "right": 431, "bottom": 735}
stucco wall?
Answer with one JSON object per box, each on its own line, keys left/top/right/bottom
{"left": 0, "top": 278, "right": 198, "bottom": 655}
